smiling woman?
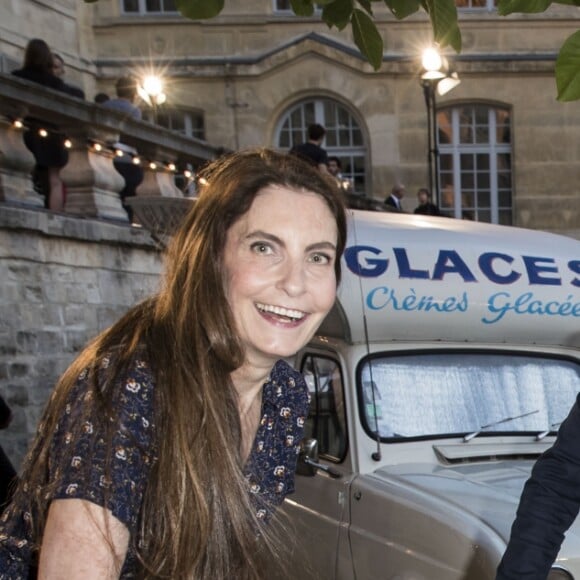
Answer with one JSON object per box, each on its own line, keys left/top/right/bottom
{"left": 0, "top": 149, "right": 347, "bottom": 579}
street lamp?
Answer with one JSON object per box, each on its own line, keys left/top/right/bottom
{"left": 420, "top": 47, "right": 461, "bottom": 209}
{"left": 137, "top": 74, "right": 167, "bottom": 122}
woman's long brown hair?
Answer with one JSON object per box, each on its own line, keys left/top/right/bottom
{"left": 6, "top": 148, "right": 347, "bottom": 578}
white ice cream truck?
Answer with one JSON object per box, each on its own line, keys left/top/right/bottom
{"left": 284, "top": 210, "right": 580, "bottom": 579}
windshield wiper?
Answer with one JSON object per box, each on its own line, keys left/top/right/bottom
{"left": 463, "top": 409, "right": 540, "bottom": 443}
{"left": 536, "top": 421, "right": 562, "bottom": 441}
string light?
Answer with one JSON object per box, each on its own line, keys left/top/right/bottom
{"left": 5, "top": 117, "right": 199, "bottom": 183}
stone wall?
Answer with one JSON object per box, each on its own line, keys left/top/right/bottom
{"left": 0, "top": 205, "right": 163, "bottom": 470}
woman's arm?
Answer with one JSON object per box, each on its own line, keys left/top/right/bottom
{"left": 39, "top": 498, "right": 129, "bottom": 580}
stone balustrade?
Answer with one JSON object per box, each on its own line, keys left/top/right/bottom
{"left": 0, "top": 73, "right": 220, "bottom": 221}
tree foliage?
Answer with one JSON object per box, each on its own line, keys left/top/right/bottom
{"left": 86, "top": 0, "right": 580, "bottom": 100}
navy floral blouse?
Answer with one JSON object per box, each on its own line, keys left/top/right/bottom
{"left": 0, "top": 356, "right": 309, "bottom": 579}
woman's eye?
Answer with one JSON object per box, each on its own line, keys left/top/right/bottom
{"left": 310, "top": 253, "right": 332, "bottom": 265}
{"left": 251, "top": 242, "right": 273, "bottom": 255}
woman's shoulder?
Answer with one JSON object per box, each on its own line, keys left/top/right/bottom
{"left": 270, "top": 359, "right": 306, "bottom": 387}
{"left": 11, "top": 67, "right": 67, "bottom": 92}
{"left": 265, "top": 360, "right": 309, "bottom": 411}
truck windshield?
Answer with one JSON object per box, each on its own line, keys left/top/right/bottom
{"left": 359, "top": 353, "right": 580, "bottom": 441}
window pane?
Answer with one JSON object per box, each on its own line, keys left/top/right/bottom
{"left": 163, "top": 0, "right": 177, "bottom": 10}
{"left": 498, "top": 209, "right": 512, "bottom": 225}
{"left": 478, "top": 209, "right": 491, "bottom": 223}
{"left": 477, "top": 172, "right": 490, "bottom": 190}
{"left": 461, "top": 173, "right": 474, "bottom": 189}
{"left": 146, "top": 0, "right": 161, "bottom": 11}
{"left": 478, "top": 190, "right": 491, "bottom": 207}
{"left": 360, "top": 353, "right": 579, "bottom": 440}
{"left": 275, "top": 0, "right": 292, "bottom": 10}
{"left": 437, "top": 110, "right": 452, "bottom": 145}
{"left": 498, "top": 171, "right": 512, "bottom": 189}
{"left": 498, "top": 190, "right": 512, "bottom": 207}
{"left": 123, "top": 0, "right": 139, "bottom": 11}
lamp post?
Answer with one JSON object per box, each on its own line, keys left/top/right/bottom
{"left": 137, "top": 74, "right": 167, "bottom": 123}
{"left": 420, "top": 47, "right": 461, "bottom": 209}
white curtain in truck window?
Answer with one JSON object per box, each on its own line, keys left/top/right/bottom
{"left": 361, "top": 353, "right": 579, "bottom": 439}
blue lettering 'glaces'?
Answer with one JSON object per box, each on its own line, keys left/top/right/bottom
{"left": 344, "top": 246, "right": 388, "bottom": 277}
{"left": 343, "top": 245, "right": 576, "bottom": 287}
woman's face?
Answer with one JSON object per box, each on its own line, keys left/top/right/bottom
{"left": 224, "top": 185, "right": 339, "bottom": 369}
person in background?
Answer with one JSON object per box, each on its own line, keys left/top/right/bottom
{"left": 94, "top": 92, "right": 110, "bottom": 104}
{"left": 0, "top": 149, "right": 347, "bottom": 579}
{"left": 413, "top": 187, "right": 440, "bottom": 216}
{"left": 289, "top": 123, "right": 329, "bottom": 174}
{"left": 327, "top": 156, "right": 353, "bottom": 194}
{"left": 51, "top": 53, "right": 85, "bottom": 99}
{"left": 11, "top": 39, "right": 84, "bottom": 212}
{"left": 384, "top": 183, "right": 406, "bottom": 212}
{"left": 0, "top": 395, "right": 17, "bottom": 514}
{"left": 103, "top": 76, "right": 143, "bottom": 221}
{"left": 496, "top": 397, "right": 580, "bottom": 579}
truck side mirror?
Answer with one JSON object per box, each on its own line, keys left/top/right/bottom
{"left": 296, "top": 438, "right": 342, "bottom": 479}
{"left": 297, "top": 438, "right": 319, "bottom": 477}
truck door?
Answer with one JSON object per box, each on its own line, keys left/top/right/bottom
{"left": 282, "top": 353, "right": 356, "bottom": 580}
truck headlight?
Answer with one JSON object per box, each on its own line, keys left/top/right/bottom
{"left": 548, "top": 566, "right": 573, "bottom": 580}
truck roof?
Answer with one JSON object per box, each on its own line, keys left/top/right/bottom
{"left": 318, "top": 210, "right": 580, "bottom": 348}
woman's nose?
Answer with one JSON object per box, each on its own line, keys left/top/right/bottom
{"left": 276, "top": 259, "right": 307, "bottom": 296}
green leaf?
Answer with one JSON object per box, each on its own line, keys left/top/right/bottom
{"left": 351, "top": 8, "right": 383, "bottom": 70}
{"left": 556, "top": 30, "right": 580, "bottom": 101}
{"left": 291, "top": 0, "right": 316, "bottom": 16}
{"left": 553, "top": 0, "right": 580, "bottom": 5}
{"left": 423, "top": 0, "right": 461, "bottom": 52}
{"left": 315, "top": 0, "right": 336, "bottom": 4}
{"left": 322, "top": 0, "right": 354, "bottom": 30}
{"left": 356, "top": 0, "right": 373, "bottom": 15}
{"left": 384, "top": 0, "right": 421, "bottom": 20}
{"left": 175, "top": 0, "right": 224, "bottom": 19}
{"left": 497, "top": 0, "right": 552, "bottom": 15}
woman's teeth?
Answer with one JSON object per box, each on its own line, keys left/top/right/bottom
{"left": 256, "top": 303, "right": 305, "bottom": 321}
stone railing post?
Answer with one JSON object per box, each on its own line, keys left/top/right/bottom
{"left": 135, "top": 147, "right": 183, "bottom": 198}
{"left": 0, "top": 116, "right": 44, "bottom": 208}
{"left": 59, "top": 126, "right": 128, "bottom": 221}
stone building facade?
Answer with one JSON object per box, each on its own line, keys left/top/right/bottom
{"left": 1, "top": 0, "right": 579, "bottom": 235}
{"left": 0, "top": 206, "right": 162, "bottom": 468}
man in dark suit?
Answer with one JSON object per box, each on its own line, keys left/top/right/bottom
{"left": 384, "top": 183, "right": 405, "bottom": 212}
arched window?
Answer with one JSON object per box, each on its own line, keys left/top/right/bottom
{"left": 275, "top": 98, "right": 368, "bottom": 195}
{"left": 437, "top": 104, "right": 512, "bottom": 224}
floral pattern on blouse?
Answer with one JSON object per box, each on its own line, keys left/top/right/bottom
{"left": 0, "top": 357, "right": 308, "bottom": 579}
